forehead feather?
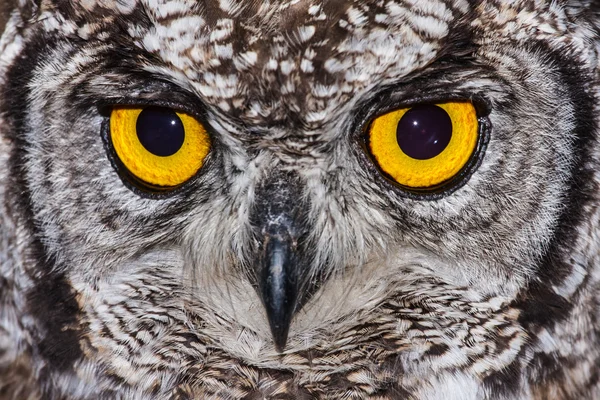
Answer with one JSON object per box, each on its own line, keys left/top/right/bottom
{"left": 67, "top": 0, "right": 470, "bottom": 126}
{"left": 41, "top": 0, "right": 582, "bottom": 130}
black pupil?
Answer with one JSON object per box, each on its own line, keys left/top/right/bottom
{"left": 396, "top": 104, "right": 452, "bottom": 160}
{"left": 136, "top": 107, "right": 185, "bottom": 157}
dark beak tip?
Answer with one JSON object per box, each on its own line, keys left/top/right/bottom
{"left": 271, "top": 324, "right": 290, "bottom": 353}
{"left": 260, "top": 237, "right": 299, "bottom": 352}
{"left": 264, "top": 297, "right": 295, "bottom": 352}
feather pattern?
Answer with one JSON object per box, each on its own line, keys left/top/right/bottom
{"left": 1, "top": 0, "right": 600, "bottom": 398}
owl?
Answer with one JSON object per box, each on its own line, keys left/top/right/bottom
{"left": 1, "top": 0, "right": 600, "bottom": 398}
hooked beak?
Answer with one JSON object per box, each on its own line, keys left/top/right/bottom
{"left": 251, "top": 173, "right": 313, "bottom": 351}
{"left": 259, "top": 225, "right": 300, "bottom": 351}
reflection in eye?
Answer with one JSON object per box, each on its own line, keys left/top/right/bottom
{"left": 396, "top": 105, "right": 452, "bottom": 160}
{"left": 136, "top": 107, "right": 186, "bottom": 157}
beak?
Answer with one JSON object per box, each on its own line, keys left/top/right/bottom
{"left": 251, "top": 173, "right": 310, "bottom": 351}
{"left": 259, "top": 223, "right": 300, "bottom": 351}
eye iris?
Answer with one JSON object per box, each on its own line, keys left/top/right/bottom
{"left": 136, "top": 107, "right": 185, "bottom": 157}
{"left": 396, "top": 104, "right": 452, "bottom": 160}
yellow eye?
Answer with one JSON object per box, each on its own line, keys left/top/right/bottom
{"left": 368, "top": 102, "right": 478, "bottom": 188}
{"left": 110, "top": 106, "right": 211, "bottom": 187}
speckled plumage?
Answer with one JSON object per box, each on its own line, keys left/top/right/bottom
{"left": 1, "top": 0, "right": 600, "bottom": 398}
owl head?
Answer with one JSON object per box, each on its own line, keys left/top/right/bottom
{"left": 1, "top": 0, "right": 600, "bottom": 398}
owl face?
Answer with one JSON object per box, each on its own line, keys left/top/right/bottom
{"left": 1, "top": 0, "right": 599, "bottom": 398}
